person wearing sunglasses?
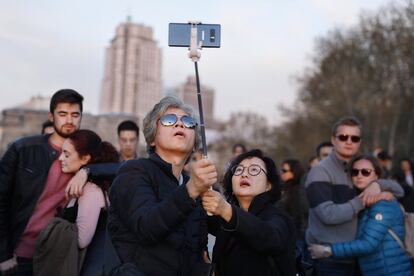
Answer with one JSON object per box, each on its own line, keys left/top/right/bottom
{"left": 309, "top": 155, "right": 412, "bottom": 275}
{"left": 305, "top": 116, "right": 404, "bottom": 276}
{"left": 202, "top": 149, "right": 296, "bottom": 275}
{"left": 278, "top": 159, "right": 310, "bottom": 271}
{"left": 106, "top": 96, "right": 217, "bottom": 276}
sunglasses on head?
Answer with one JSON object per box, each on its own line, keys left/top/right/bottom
{"left": 159, "top": 114, "right": 198, "bottom": 129}
{"left": 336, "top": 134, "right": 361, "bottom": 143}
{"left": 350, "top": 168, "right": 373, "bottom": 177}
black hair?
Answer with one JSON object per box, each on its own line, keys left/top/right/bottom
{"left": 281, "top": 159, "right": 305, "bottom": 185}
{"left": 223, "top": 149, "right": 281, "bottom": 203}
{"left": 50, "top": 89, "right": 84, "bottom": 113}
{"left": 41, "top": 120, "right": 54, "bottom": 134}
{"left": 316, "top": 141, "right": 333, "bottom": 157}
{"left": 117, "top": 120, "right": 140, "bottom": 137}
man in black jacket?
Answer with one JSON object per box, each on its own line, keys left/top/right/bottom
{"left": 108, "top": 96, "right": 217, "bottom": 276}
{"left": 0, "top": 89, "right": 83, "bottom": 275}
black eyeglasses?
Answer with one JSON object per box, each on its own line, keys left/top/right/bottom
{"left": 350, "top": 168, "right": 373, "bottom": 177}
{"left": 281, "top": 168, "right": 290, "bottom": 174}
{"left": 159, "top": 114, "right": 198, "bottom": 129}
{"left": 336, "top": 134, "right": 361, "bottom": 143}
{"left": 232, "top": 164, "right": 267, "bottom": 176}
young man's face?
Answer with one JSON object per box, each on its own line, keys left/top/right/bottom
{"left": 118, "top": 130, "right": 139, "bottom": 160}
{"left": 331, "top": 125, "right": 361, "bottom": 160}
{"left": 49, "top": 103, "right": 82, "bottom": 138}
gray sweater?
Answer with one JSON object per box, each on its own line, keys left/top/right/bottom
{"left": 305, "top": 151, "right": 403, "bottom": 247}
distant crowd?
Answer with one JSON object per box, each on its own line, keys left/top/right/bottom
{"left": 1, "top": 89, "right": 413, "bottom": 276}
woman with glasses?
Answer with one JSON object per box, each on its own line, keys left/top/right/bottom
{"left": 309, "top": 155, "right": 412, "bottom": 276}
{"left": 107, "top": 96, "right": 217, "bottom": 276}
{"left": 202, "top": 149, "right": 296, "bottom": 275}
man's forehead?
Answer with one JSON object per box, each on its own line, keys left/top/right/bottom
{"left": 336, "top": 125, "right": 361, "bottom": 134}
{"left": 54, "top": 103, "right": 81, "bottom": 112}
{"left": 119, "top": 130, "right": 138, "bottom": 138}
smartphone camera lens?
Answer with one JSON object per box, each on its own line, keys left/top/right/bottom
{"left": 210, "top": 29, "right": 215, "bottom": 43}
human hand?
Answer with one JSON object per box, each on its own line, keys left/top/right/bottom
{"left": 65, "top": 168, "right": 88, "bottom": 199}
{"left": 186, "top": 158, "right": 217, "bottom": 199}
{"left": 377, "top": 191, "right": 394, "bottom": 201}
{"left": 359, "top": 181, "right": 381, "bottom": 206}
{"left": 202, "top": 190, "right": 232, "bottom": 221}
{"left": 0, "top": 256, "right": 18, "bottom": 275}
{"left": 308, "top": 244, "right": 332, "bottom": 259}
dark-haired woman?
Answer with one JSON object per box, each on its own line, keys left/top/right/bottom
{"left": 202, "top": 149, "right": 296, "bottom": 275}
{"left": 309, "top": 155, "right": 412, "bottom": 276}
{"left": 278, "top": 159, "right": 310, "bottom": 273}
{"left": 34, "top": 129, "right": 119, "bottom": 275}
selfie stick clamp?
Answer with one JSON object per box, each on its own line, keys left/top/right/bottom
{"left": 188, "top": 21, "right": 208, "bottom": 158}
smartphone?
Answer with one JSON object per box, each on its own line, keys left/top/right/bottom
{"left": 168, "top": 23, "right": 221, "bottom": 48}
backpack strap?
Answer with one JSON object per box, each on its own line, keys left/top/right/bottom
{"left": 388, "top": 228, "right": 412, "bottom": 257}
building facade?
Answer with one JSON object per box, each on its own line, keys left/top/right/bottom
{"left": 100, "top": 19, "right": 162, "bottom": 122}
{"left": 174, "top": 76, "right": 215, "bottom": 127}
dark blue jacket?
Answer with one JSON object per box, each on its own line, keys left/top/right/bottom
{"left": 108, "top": 153, "right": 208, "bottom": 276}
{"left": 332, "top": 200, "right": 412, "bottom": 276}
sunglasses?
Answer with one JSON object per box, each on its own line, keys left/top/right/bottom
{"left": 336, "top": 134, "right": 361, "bottom": 143}
{"left": 350, "top": 168, "right": 373, "bottom": 177}
{"left": 159, "top": 114, "right": 198, "bottom": 129}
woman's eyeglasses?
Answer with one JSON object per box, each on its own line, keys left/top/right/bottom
{"left": 232, "top": 164, "right": 267, "bottom": 176}
{"left": 350, "top": 168, "right": 373, "bottom": 177}
{"left": 159, "top": 114, "right": 198, "bottom": 129}
{"left": 336, "top": 134, "right": 361, "bottom": 143}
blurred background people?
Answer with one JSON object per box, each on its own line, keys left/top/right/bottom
{"left": 203, "top": 149, "right": 296, "bottom": 276}
{"left": 41, "top": 120, "right": 54, "bottom": 135}
{"left": 377, "top": 150, "right": 392, "bottom": 179}
{"left": 394, "top": 158, "right": 414, "bottom": 212}
{"left": 117, "top": 120, "right": 140, "bottom": 161}
{"left": 316, "top": 141, "right": 333, "bottom": 161}
{"left": 278, "top": 159, "right": 309, "bottom": 265}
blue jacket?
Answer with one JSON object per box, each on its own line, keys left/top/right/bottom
{"left": 332, "top": 200, "right": 412, "bottom": 276}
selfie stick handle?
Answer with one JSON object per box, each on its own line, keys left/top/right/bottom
{"left": 188, "top": 21, "right": 207, "bottom": 158}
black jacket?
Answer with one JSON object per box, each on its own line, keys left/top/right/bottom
{"left": 210, "top": 192, "right": 296, "bottom": 276}
{"left": 0, "top": 134, "right": 58, "bottom": 262}
{"left": 108, "top": 153, "right": 208, "bottom": 276}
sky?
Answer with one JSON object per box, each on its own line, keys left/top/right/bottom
{"left": 0, "top": 0, "right": 396, "bottom": 124}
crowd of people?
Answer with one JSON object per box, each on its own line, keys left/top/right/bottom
{"left": 0, "top": 88, "right": 413, "bottom": 276}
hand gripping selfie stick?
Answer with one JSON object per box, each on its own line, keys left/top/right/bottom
{"left": 188, "top": 21, "right": 208, "bottom": 158}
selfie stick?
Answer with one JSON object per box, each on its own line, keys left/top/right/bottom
{"left": 188, "top": 21, "right": 208, "bottom": 158}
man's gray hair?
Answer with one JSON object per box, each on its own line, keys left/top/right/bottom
{"left": 143, "top": 95, "right": 200, "bottom": 153}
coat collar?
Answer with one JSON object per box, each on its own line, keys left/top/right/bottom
{"left": 247, "top": 191, "right": 275, "bottom": 215}
{"left": 149, "top": 153, "right": 188, "bottom": 184}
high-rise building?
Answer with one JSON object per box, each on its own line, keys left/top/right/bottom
{"left": 100, "top": 18, "right": 162, "bottom": 122}
{"left": 174, "top": 76, "right": 215, "bottom": 127}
